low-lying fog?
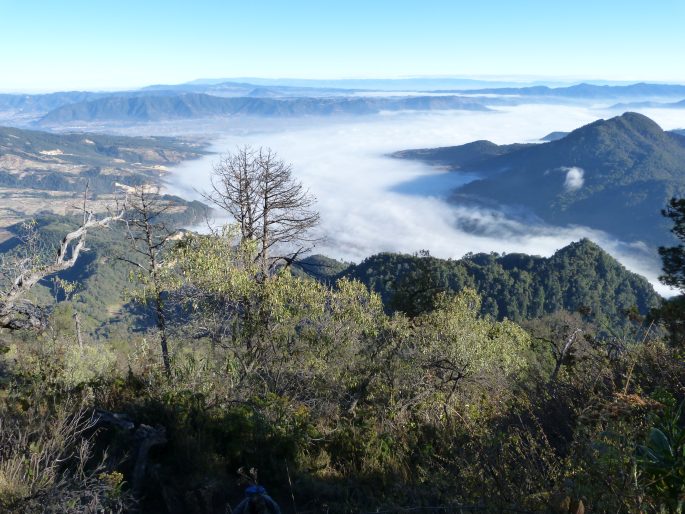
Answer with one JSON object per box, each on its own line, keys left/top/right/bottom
{"left": 164, "top": 104, "right": 685, "bottom": 296}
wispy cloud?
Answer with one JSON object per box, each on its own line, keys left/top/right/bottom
{"left": 562, "top": 166, "right": 584, "bottom": 191}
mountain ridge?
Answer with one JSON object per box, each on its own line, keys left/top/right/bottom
{"left": 37, "top": 93, "right": 489, "bottom": 125}
{"left": 331, "top": 238, "right": 660, "bottom": 327}
{"left": 441, "top": 82, "right": 685, "bottom": 98}
{"left": 395, "top": 112, "right": 685, "bottom": 246}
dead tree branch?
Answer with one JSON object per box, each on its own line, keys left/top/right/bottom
{"left": 0, "top": 205, "right": 126, "bottom": 331}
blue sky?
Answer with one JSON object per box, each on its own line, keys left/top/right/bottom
{"left": 1, "top": 0, "right": 684, "bottom": 91}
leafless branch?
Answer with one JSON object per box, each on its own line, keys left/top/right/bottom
{"left": 204, "top": 145, "right": 321, "bottom": 274}
{"left": 0, "top": 202, "right": 126, "bottom": 331}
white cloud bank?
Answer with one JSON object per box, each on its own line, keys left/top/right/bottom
{"left": 563, "top": 166, "right": 585, "bottom": 191}
{"left": 163, "top": 104, "right": 683, "bottom": 297}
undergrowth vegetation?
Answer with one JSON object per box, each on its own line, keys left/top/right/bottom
{"left": 1, "top": 227, "right": 684, "bottom": 513}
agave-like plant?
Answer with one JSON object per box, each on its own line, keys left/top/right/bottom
{"left": 636, "top": 399, "right": 685, "bottom": 511}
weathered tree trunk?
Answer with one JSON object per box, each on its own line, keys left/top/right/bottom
{"left": 551, "top": 328, "right": 582, "bottom": 381}
{"left": 73, "top": 311, "right": 84, "bottom": 349}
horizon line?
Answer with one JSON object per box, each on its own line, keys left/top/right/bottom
{"left": 3, "top": 75, "right": 685, "bottom": 95}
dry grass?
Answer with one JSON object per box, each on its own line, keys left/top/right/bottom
{"left": 0, "top": 401, "right": 131, "bottom": 513}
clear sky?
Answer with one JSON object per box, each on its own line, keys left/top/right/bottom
{"left": 1, "top": 0, "right": 684, "bottom": 92}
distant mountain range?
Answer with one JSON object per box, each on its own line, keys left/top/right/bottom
{"left": 444, "top": 82, "right": 685, "bottom": 99}
{"left": 610, "top": 99, "right": 685, "bottom": 110}
{"left": 0, "top": 91, "right": 110, "bottom": 113}
{"left": 36, "top": 93, "right": 489, "bottom": 124}
{"left": 393, "top": 140, "right": 536, "bottom": 171}
{"left": 395, "top": 112, "right": 685, "bottom": 246}
{"left": 141, "top": 81, "right": 362, "bottom": 97}
{"left": 2, "top": 81, "right": 685, "bottom": 127}
{"left": 539, "top": 132, "right": 567, "bottom": 142}
{"left": 181, "top": 77, "right": 535, "bottom": 91}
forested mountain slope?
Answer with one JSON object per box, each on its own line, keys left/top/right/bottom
{"left": 337, "top": 239, "right": 660, "bottom": 324}
{"left": 395, "top": 113, "right": 685, "bottom": 246}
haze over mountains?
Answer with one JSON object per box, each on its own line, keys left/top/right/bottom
{"left": 610, "top": 99, "right": 685, "bottom": 110}
{"left": 441, "top": 82, "right": 685, "bottom": 99}
{"left": 36, "top": 93, "right": 489, "bottom": 125}
{"left": 1, "top": 79, "right": 685, "bottom": 128}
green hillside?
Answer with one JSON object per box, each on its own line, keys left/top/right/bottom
{"left": 290, "top": 254, "right": 351, "bottom": 282}
{"left": 337, "top": 239, "right": 661, "bottom": 328}
{"left": 0, "top": 210, "right": 206, "bottom": 339}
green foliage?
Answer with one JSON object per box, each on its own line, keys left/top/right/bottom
{"left": 417, "top": 290, "right": 530, "bottom": 380}
{"left": 290, "top": 254, "right": 351, "bottom": 283}
{"left": 2, "top": 221, "right": 684, "bottom": 513}
{"left": 0, "top": 388, "right": 131, "bottom": 513}
{"left": 653, "top": 197, "right": 685, "bottom": 348}
{"left": 340, "top": 239, "right": 660, "bottom": 332}
{"left": 651, "top": 295, "right": 685, "bottom": 348}
{"left": 8, "top": 330, "right": 117, "bottom": 393}
{"left": 637, "top": 398, "right": 685, "bottom": 511}
{"left": 658, "top": 197, "right": 685, "bottom": 291}
{"left": 1, "top": 213, "right": 207, "bottom": 339}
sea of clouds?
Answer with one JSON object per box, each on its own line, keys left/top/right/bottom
{"left": 163, "top": 103, "right": 685, "bottom": 296}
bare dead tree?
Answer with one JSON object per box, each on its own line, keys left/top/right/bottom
{"left": 122, "top": 185, "right": 176, "bottom": 376}
{"left": 205, "top": 147, "right": 261, "bottom": 241}
{"left": 204, "top": 146, "right": 320, "bottom": 274}
{"left": 0, "top": 203, "right": 125, "bottom": 331}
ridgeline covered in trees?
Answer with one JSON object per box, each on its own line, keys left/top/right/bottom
{"left": 326, "top": 240, "right": 660, "bottom": 328}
